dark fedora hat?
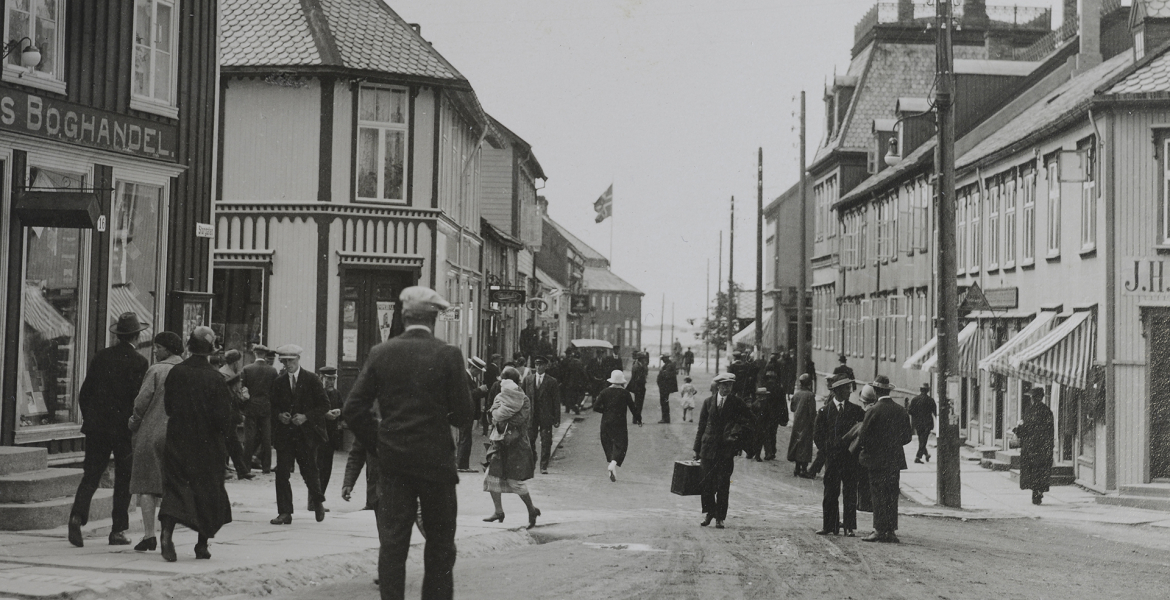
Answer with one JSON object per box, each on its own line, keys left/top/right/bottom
{"left": 109, "top": 312, "right": 148, "bottom": 335}
{"left": 870, "top": 375, "right": 893, "bottom": 392}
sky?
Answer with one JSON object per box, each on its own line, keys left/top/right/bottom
{"left": 389, "top": 0, "right": 1073, "bottom": 328}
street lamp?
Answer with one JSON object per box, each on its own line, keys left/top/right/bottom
{"left": 2, "top": 37, "right": 40, "bottom": 70}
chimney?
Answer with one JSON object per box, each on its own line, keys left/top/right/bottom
{"left": 1075, "top": 0, "right": 1102, "bottom": 73}
{"left": 964, "top": 0, "right": 990, "bottom": 28}
{"left": 897, "top": 0, "right": 914, "bottom": 23}
{"left": 1064, "top": 0, "right": 1078, "bottom": 25}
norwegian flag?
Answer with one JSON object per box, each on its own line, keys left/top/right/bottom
{"left": 593, "top": 184, "right": 613, "bottom": 223}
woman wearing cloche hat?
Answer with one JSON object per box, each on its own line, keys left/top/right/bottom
{"left": 593, "top": 370, "right": 637, "bottom": 482}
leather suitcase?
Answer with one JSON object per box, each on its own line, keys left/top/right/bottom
{"left": 671, "top": 460, "right": 704, "bottom": 496}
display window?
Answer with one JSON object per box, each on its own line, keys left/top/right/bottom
{"left": 107, "top": 180, "right": 165, "bottom": 360}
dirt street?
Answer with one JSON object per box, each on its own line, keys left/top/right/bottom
{"left": 270, "top": 371, "right": 1170, "bottom": 600}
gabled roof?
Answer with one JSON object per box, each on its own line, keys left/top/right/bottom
{"left": 489, "top": 116, "right": 546, "bottom": 180}
{"left": 1100, "top": 41, "right": 1170, "bottom": 96}
{"left": 763, "top": 181, "right": 801, "bottom": 216}
{"left": 544, "top": 216, "right": 608, "bottom": 267}
{"left": 222, "top": 0, "right": 464, "bottom": 83}
{"left": 1132, "top": 0, "right": 1170, "bottom": 29}
{"left": 584, "top": 267, "right": 643, "bottom": 295}
{"left": 958, "top": 52, "right": 1133, "bottom": 170}
{"left": 481, "top": 218, "right": 523, "bottom": 250}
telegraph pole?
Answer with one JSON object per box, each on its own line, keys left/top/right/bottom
{"left": 728, "top": 196, "right": 736, "bottom": 354}
{"left": 716, "top": 232, "right": 723, "bottom": 372}
{"left": 934, "top": 0, "right": 962, "bottom": 508}
{"left": 706, "top": 258, "right": 711, "bottom": 372}
{"left": 756, "top": 148, "right": 764, "bottom": 358}
{"left": 796, "top": 91, "right": 808, "bottom": 379}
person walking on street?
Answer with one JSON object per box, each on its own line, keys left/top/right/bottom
{"left": 857, "top": 377, "right": 913, "bottom": 543}
{"left": 482, "top": 367, "right": 541, "bottom": 528}
{"left": 683, "top": 348, "right": 694, "bottom": 376}
{"left": 127, "top": 332, "right": 184, "bottom": 552}
{"left": 342, "top": 436, "right": 380, "bottom": 511}
{"left": 693, "top": 372, "right": 751, "bottom": 529}
{"left": 269, "top": 344, "right": 330, "bottom": 525}
{"left": 851, "top": 382, "right": 881, "bottom": 513}
{"left": 594, "top": 370, "right": 637, "bottom": 482}
{"left": 679, "top": 376, "right": 698, "bottom": 422}
{"left": 523, "top": 356, "right": 561, "bottom": 475}
{"left": 343, "top": 287, "right": 473, "bottom": 600}
{"left": 217, "top": 350, "right": 254, "bottom": 480}
{"left": 562, "top": 350, "right": 587, "bottom": 415}
{"left": 317, "top": 366, "right": 344, "bottom": 508}
{"left": 814, "top": 374, "right": 865, "bottom": 537}
{"left": 760, "top": 368, "right": 788, "bottom": 460}
{"left": 68, "top": 312, "right": 149, "bottom": 548}
{"left": 656, "top": 355, "right": 679, "bottom": 423}
{"left": 158, "top": 327, "right": 235, "bottom": 562}
{"left": 908, "top": 383, "right": 937, "bottom": 464}
{"left": 787, "top": 374, "right": 817, "bottom": 478}
{"left": 628, "top": 353, "right": 648, "bottom": 425}
{"left": 1015, "top": 387, "right": 1054, "bottom": 505}
{"left": 242, "top": 345, "right": 278, "bottom": 474}
{"left": 460, "top": 357, "right": 489, "bottom": 473}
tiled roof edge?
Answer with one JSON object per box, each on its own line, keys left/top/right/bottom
{"left": 301, "top": 0, "right": 343, "bottom": 66}
{"left": 368, "top": 0, "right": 467, "bottom": 83}
{"left": 958, "top": 98, "right": 1092, "bottom": 172}
{"left": 1096, "top": 39, "right": 1170, "bottom": 95}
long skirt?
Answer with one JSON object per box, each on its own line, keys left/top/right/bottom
{"left": 600, "top": 423, "right": 629, "bottom": 466}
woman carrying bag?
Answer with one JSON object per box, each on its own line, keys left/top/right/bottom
{"left": 482, "top": 367, "right": 542, "bottom": 529}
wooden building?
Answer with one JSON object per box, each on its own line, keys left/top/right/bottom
{"left": 0, "top": 0, "right": 219, "bottom": 457}
{"left": 764, "top": 182, "right": 814, "bottom": 355}
{"left": 215, "top": 0, "right": 498, "bottom": 397}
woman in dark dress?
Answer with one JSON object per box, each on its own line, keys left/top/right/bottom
{"left": 593, "top": 370, "right": 636, "bottom": 482}
{"left": 157, "top": 326, "right": 234, "bottom": 562}
{"left": 1015, "top": 386, "right": 1054, "bottom": 505}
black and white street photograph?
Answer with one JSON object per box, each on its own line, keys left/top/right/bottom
{"left": 3, "top": 0, "right": 1170, "bottom": 598}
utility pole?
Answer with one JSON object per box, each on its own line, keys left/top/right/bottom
{"left": 796, "top": 91, "right": 808, "bottom": 379}
{"left": 670, "top": 303, "right": 675, "bottom": 356}
{"left": 934, "top": 0, "right": 962, "bottom": 509}
{"left": 659, "top": 293, "right": 665, "bottom": 358}
{"left": 756, "top": 147, "right": 764, "bottom": 358}
{"left": 728, "top": 195, "right": 736, "bottom": 354}
{"left": 716, "top": 232, "right": 723, "bottom": 373}
{"left": 706, "top": 258, "right": 711, "bottom": 372}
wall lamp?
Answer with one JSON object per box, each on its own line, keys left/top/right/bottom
{"left": 2, "top": 37, "right": 41, "bottom": 70}
{"left": 884, "top": 104, "right": 937, "bottom": 167}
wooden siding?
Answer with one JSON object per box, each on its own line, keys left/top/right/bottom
{"left": 411, "top": 88, "right": 436, "bottom": 210}
{"left": 221, "top": 79, "right": 321, "bottom": 202}
{"left": 480, "top": 146, "right": 514, "bottom": 233}
{"left": 266, "top": 217, "right": 320, "bottom": 369}
{"left": 331, "top": 83, "right": 353, "bottom": 204}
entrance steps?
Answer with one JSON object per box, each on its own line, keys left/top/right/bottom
{"left": 1009, "top": 463, "right": 1076, "bottom": 486}
{"left": 0, "top": 446, "right": 111, "bottom": 531}
{"left": 1096, "top": 484, "right": 1170, "bottom": 511}
{"left": 975, "top": 448, "right": 1075, "bottom": 486}
{"left": 981, "top": 449, "right": 1018, "bottom": 471}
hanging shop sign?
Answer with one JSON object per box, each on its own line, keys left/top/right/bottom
{"left": 570, "top": 294, "right": 591, "bottom": 314}
{"left": 0, "top": 88, "right": 178, "bottom": 162}
{"left": 489, "top": 286, "right": 526, "bottom": 305}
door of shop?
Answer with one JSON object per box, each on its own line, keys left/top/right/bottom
{"left": 1146, "top": 307, "right": 1170, "bottom": 480}
{"left": 336, "top": 269, "right": 414, "bottom": 402}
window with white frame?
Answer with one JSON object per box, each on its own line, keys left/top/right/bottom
{"left": 969, "top": 185, "right": 982, "bottom": 272}
{"left": 132, "top": 0, "right": 179, "bottom": 115}
{"left": 1022, "top": 165, "right": 1037, "bottom": 262}
{"left": 888, "top": 296, "right": 899, "bottom": 362}
{"left": 4, "top": 0, "right": 66, "bottom": 92}
{"left": 1079, "top": 138, "right": 1096, "bottom": 251}
{"left": 1046, "top": 156, "right": 1061, "bottom": 256}
{"left": 877, "top": 195, "right": 894, "bottom": 261}
{"left": 957, "top": 190, "right": 967, "bottom": 273}
{"left": 1004, "top": 171, "right": 1017, "bottom": 266}
{"left": 987, "top": 177, "right": 1000, "bottom": 269}
{"left": 905, "top": 290, "right": 916, "bottom": 359}
{"left": 356, "top": 86, "right": 409, "bottom": 203}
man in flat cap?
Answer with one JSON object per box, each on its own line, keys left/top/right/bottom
{"left": 344, "top": 286, "right": 473, "bottom": 600}
{"left": 68, "top": 312, "right": 150, "bottom": 547}
{"left": 1014, "top": 387, "right": 1054, "bottom": 505}
{"left": 269, "top": 344, "right": 330, "bottom": 524}
{"left": 813, "top": 373, "right": 866, "bottom": 536}
{"left": 458, "top": 357, "right": 489, "bottom": 472}
{"left": 523, "top": 355, "right": 561, "bottom": 474}
{"left": 857, "top": 376, "right": 913, "bottom": 543}
{"left": 243, "top": 344, "right": 278, "bottom": 473}
{"left": 693, "top": 372, "right": 751, "bottom": 529}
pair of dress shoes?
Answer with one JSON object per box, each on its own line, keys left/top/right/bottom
{"left": 861, "top": 531, "right": 900, "bottom": 543}
{"left": 271, "top": 507, "right": 322, "bottom": 525}
{"left": 699, "top": 516, "right": 725, "bottom": 529}
{"left": 66, "top": 517, "right": 134, "bottom": 548}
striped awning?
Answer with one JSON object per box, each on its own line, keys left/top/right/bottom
{"left": 920, "top": 321, "right": 983, "bottom": 377}
{"left": 108, "top": 284, "right": 154, "bottom": 342}
{"left": 902, "top": 334, "right": 938, "bottom": 371}
{"left": 732, "top": 312, "right": 772, "bottom": 346}
{"left": 23, "top": 283, "right": 73, "bottom": 339}
{"left": 1007, "top": 311, "right": 1096, "bottom": 389}
{"left": 978, "top": 310, "right": 1058, "bottom": 377}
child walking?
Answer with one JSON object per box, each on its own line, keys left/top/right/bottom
{"left": 680, "top": 377, "right": 698, "bottom": 422}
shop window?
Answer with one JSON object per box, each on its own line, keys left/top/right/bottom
{"left": 17, "top": 167, "right": 87, "bottom": 431}
{"left": 107, "top": 181, "right": 165, "bottom": 358}
{"left": 356, "top": 86, "right": 408, "bottom": 203}
{"left": 4, "top": 0, "right": 67, "bottom": 94}
{"left": 131, "top": 0, "right": 179, "bottom": 118}
{"left": 212, "top": 267, "right": 266, "bottom": 354}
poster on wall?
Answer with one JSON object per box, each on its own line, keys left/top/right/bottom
{"left": 170, "top": 291, "right": 214, "bottom": 356}
{"left": 377, "top": 301, "right": 395, "bottom": 342}
{"left": 342, "top": 328, "right": 358, "bottom": 362}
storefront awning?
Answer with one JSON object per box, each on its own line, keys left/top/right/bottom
{"left": 108, "top": 284, "right": 154, "bottom": 342}
{"left": 1007, "top": 310, "right": 1096, "bottom": 389}
{"left": 23, "top": 283, "right": 74, "bottom": 339}
{"left": 919, "top": 321, "right": 983, "bottom": 377}
{"left": 978, "top": 310, "right": 1058, "bottom": 377}
{"left": 732, "top": 313, "right": 773, "bottom": 347}
{"left": 902, "top": 334, "right": 937, "bottom": 371}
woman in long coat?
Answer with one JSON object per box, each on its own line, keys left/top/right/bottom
{"left": 1015, "top": 386, "right": 1054, "bottom": 505}
{"left": 127, "top": 332, "right": 184, "bottom": 552}
{"left": 787, "top": 374, "right": 818, "bottom": 476}
{"left": 483, "top": 367, "right": 541, "bottom": 529}
{"left": 158, "top": 326, "right": 233, "bottom": 562}
{"left": 593, "top": 370, "right": 636, "bottom": 482}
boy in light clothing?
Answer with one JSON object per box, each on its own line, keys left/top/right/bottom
{"left": 679, "top": 377, "right": 698, "bottom": 422}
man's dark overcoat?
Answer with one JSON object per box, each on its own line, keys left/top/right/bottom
{"left": 270, "top": 368, "right": 330, "bottom": 446}
{"left": 522, "top": 372, "right": 561, "bottom": 429}
{"left": 656, "top": 361, "right": 679, "bottom": 396}
{"left": 159, "top": 356, "right": 233, "bottom": 536}
{"left": 857, "top": 398, "right": 913, "bottom": 471}
{"left": 813, "top": 399, "right": 866, "bottom": 471}
{"left": 78, "top": 341, "right": 148, "bottom": 436}
{"left": 787, "top": 389, "right": 817, "bottom": 463}
{"left": 1016, "top": 400, "right": 1054, "bottom": 492}
{"left": 343, "top": 328, "right": 474, "bottom": 484}
{"left": 907, "top": 392, "right": 937, "bottom": 435}
{"left": 242, "top": 359, "right": 278, "bottom": 417}
{"left": 693, "top": 393, "right": 752, "bottom": 460}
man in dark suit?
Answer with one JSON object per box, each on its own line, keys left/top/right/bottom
{"left": 562, "top": 350, "right": 587, "bottom": 415}
{"left": 628, "top": 353, "right": 648, "bottom": 425}
{"left": 269, "top": 344, "right": 330, "bottom": 524}
{"left": 656, "top": 355, "right": 679, "bottom": 423}
{"left": 458, "top": 356, "right": 488, "bottom": 472}
{"left": 344, "top": 286, "right": 473, "bottom": 600}
{"left": 857, "top": 377, "right": 913, "bottom": 543}
{"left": 908, "top": 383, "right": 937, "bottom": 464}
{"left": 68, "top": 312, "right": 149, "bottom": 547}
{"left": 242, "top": 344, "right": 278, "bottom": 473}
{"left": 813, "top": 373, "right": 865, "bottom": 537}
{"left": 523, "top": 356, "right": 561, "bottom": 474}
{"left": 693, "top": 372, "right": 751, "bottom": 529}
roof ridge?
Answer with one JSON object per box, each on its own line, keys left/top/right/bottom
{"left": 299, "top": 0, "right": 342, "bottom": 66}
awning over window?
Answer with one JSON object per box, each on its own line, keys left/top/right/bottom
{"left": 1007, "top": 311, "right": 1096, "bottom": 389}
{"left": 108, "top": 284, "right": 154, "bottom": 342}
{"left": 978, "top": 310, "right": 1058, "bottom": 377}
{"left": 23, "top": 283, "right": 73, "bottom": 340}
{"left": 920, "top": 321, "right": 983, "bottom": 377}
{"left": 732, "top": 313, "right": 772, "bottom": 347}
{"left": 902, "top": 334, "right": 937, "bottom": 371}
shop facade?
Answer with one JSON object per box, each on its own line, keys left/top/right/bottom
{"left": 0, "top": 0, "right": 219, "bottom": 459}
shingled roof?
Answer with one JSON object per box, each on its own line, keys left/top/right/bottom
{"left": 1100, "top": 41, "right": 1170, "bottom": 96}
{"left": 222, "top": 0, "right": 465, "bottom": 83}
{"left": 584, "top": 267, "right": 643, "bottom": 295}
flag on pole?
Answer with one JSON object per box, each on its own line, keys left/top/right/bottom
{"left": 594, "top": 184, "right": 613, "bottom": 223}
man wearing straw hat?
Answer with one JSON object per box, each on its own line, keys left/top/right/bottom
{"left": 813, "top": 373, "right": 865, "bottom": 537}
{"left": 67, "top": 312, "right": 149, "bottom": 548}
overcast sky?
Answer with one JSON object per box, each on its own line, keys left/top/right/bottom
{"left": 390, "top": 0, "right": 1073, "bottom": 329}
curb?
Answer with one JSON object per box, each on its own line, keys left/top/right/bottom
{"left": 548, "top": 416, "right": 581, "bottom": 462}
